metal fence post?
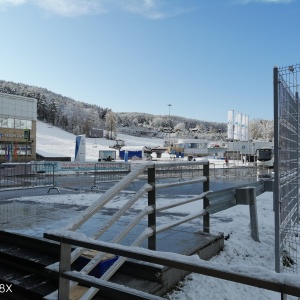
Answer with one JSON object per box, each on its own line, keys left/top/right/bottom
{"left": 203, "top": 162, "right": 210, "bottom": 233}
{"left": 273, "top": 66, "right": 280, "bottom": 273}
{"left": 148, "top": 164, "right": 156, "bottom": 250}
{"left": 47, "top": 164, "right": 60, "bottom": 193}
{"left": 58, "top": 242, "right": 71, "bottom": 300}
{"left": 236, "top": 187, "right": 259, "bottom": 242}
{"left": 248, "top": 187, "right": 260, "bottom": 242}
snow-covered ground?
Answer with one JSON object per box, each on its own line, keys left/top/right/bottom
{"left": 5, "top": 121, "right": 299, "bottom": 299}
{"left": 36, "top": 121, "right": 164, "bottom": 161}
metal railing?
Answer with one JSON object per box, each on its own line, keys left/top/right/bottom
{"left": 44, "top": 160, "right": 210, "bottom": 299}
{"left": 45, "top": 231, "right": 300, "bottom": 300}
{"left": 203, "top": 180, "right": 273, "bottom": 242}
{"left": 0, "top": 162, "right": 58, "bottom": 192}
{"left": 44, "top": 160, "right": 278, "bottom": 300}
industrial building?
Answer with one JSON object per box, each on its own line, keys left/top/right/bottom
{"left": 0, "top": 92, "right": 37, "bottom": 162}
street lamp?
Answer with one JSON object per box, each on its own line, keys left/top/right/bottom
{"left": 168, "top": 104, "right": 172, "bottom": 139}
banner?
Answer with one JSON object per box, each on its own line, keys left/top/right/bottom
{"left": 237, "top": 113, "right": 242, "bottom": 141}
{"left": 227, "top": 110, "right": 234, "bottom": 140}
{"left": 14, "top": 142, "right": 18, "bottom": 159}
{"left": 241, "top": 114, "right": 246, "bottom": 141}
{"left": 74, "top": 134, "right": 86, "bottom": 162}
{"left": 245, "top": 115, "right": 249, "bottom": 141}
{"left": 233, "top": 113, "right": 239, "bottom": 140}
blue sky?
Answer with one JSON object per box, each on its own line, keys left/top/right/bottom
{"left": 0, "top": 0, "right": 299, "bottom": 123}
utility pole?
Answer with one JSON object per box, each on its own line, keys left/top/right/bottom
{"left": 168, "top": 104, "right": 172, "bottom": 140}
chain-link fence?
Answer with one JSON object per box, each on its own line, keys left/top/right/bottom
{"left": 274, "top": 64, "right": 300, "bottom": 274}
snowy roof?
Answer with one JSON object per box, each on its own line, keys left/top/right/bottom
{"left": 120, "top": 146, "right": 146, "bottom": 151}
{"left": 36, "top": 149, "right": 70, "bottom": 158}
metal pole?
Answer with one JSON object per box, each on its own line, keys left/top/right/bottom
{"left": 203, "top": 162, "right": 210, "bottom": 233}
{"left": 58, "top": 242, "right": 71, "bottom": 300}
{"left": 236, "top": 187, "right": 259, "bottom": 242}
{"left": 168, "top": 104, "right": 172, "bottom": 140}
{"left": 273, "top": 66, "right": 280, "bottom": 273}
{"left": 148, "top": 165, "right": 156, "bottom": 250}
{"left": 297, "top": 90, "right": 300, "bottom": 225}
{"left": 248, "top": 187, "right": 260, "bottom": 242}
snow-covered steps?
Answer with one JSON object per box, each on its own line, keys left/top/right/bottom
{"left": 0, "top": 229, "right": 223, "bottom": 299}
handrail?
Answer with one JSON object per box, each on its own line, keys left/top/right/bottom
{"left": 44, "top": 160, "right": 278, "bottom": 299}
{"left": 47, "top": 231, "right": 300, "bottom": 299}
{"left": 45, "top": 206, "right": 156, "bottom": 300}
{"left": 66, "top": 162, "right": 150, "bottom": 231}
{"left": 78, "top": 227, "right": 155, "bottom": 300}
{"left": 155, "top": 176, "right": 207, "bottom": 189}
{"left": 45, "top": 160, "right": 210, "bottom": 300}
{"left": 156, "top": 209, "right": 207, "bottom": 233}
{"left": 156, "top": 191, "right": 211, "bottom": 212}
{"left": 69, "top": 183, "right": 153, "bottom": 264}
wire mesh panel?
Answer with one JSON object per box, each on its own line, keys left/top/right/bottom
{"left": 154, "top": 164, "right": 204, "bottom": 180}
{"left": 93, "top": 162, "right": 131, "bottom": 184}
{"left": 274, "top": 64, "right": 300, "bottom": 274}
{"left": 0, "top": 163, "right": 55, "bottom": 190}
{"left": 210, "top": 164, "right": 258, "bottom": 180}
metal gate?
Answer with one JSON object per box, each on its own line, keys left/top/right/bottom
{"left": 274, "top": 64, "right": 300, "bottom": 274}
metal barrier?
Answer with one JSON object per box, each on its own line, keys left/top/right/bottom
{"left": 154, "top": 163, "right": 204, "bottom": 180}
{"left": 0, "top": 163, "right": 58, "bottom": 193}
{"left": 209, "top": 163, "right": 258, "bottom": 179}
{"left": 203, "top": 180, "right": 273, "bottom": 242}
{"left": 91, "top": 162, "right": 131, "bottom": 189}
{"left": 274, "top": 64, "right": 300, "bottom": 275}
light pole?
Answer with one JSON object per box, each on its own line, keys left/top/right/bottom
{"left": 168, "top": 104, "right": 172, "bottom": 140}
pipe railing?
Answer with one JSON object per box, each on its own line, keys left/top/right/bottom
{"left": 44, "top": 160, "right": 209, "bottom": 299}
{"left": 44, "top": 160, "right": 274, "bottom": 300}
{"left": 46, "top": 230, "right": 300, "bottom": 300}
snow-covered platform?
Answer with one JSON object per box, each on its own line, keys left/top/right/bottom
{"left": 0, "top": 185, "right": 224, "bottom": 298}
{"left": 0, "top": 228, "right": 223, "bottom": 299}
{"left": 108, "top": 228, "right": 224, "bottom": 297}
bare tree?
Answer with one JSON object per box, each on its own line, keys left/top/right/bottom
{"left": 105, "top": 110, "right": 117, "bottom": 140}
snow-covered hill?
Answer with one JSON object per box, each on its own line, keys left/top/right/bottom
{"left": 36, "top": 121, "right": 164, "bottom": 161}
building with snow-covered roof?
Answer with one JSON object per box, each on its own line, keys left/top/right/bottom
{"left": 0, "top": 92, "right": 37, "bottom": 162}
{"left": 119, "top": 146, "right": 151, "bottom": 160}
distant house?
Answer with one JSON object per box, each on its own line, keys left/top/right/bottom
{"left": 90, "top": 128, "right": 103, "bottom": 138}
{"left": 189, "top": 128, "right": 199, "bottom": 133}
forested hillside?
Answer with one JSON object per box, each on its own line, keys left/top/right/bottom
{"left": 0, "top": 80, "right": 273, "bottom": 141}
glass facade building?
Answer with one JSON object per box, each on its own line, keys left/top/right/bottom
{"left": 0, "top": 93, "right": 37, "bottom": 162}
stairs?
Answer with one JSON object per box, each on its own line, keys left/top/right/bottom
{"left": 0, "top": 230, "right": 59, "bottom": 299}
{"left": 0, "top": 229, "right": 224, "bottom": 299}
{"left": 0, "top": 230, "right": 165, "bottom": 299}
